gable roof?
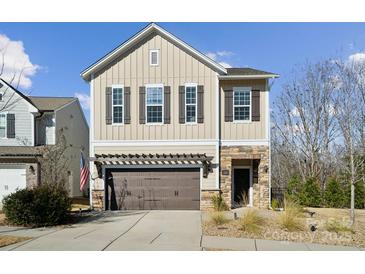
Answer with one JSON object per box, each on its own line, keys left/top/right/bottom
{"left": 0, "top": 78, "right": 39, "bottom": 111}
{"left": 81, "top": 23, "right": 227, "bottom": 81}
{"left": 28, "top": 96, "right": 76, "bottom": 111}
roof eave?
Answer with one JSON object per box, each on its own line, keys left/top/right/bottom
{"left": 218, "top": 74, "right": 280, "bottom": 80}
{"left": 80, "top": 23, "right": 227, "bottom": 81}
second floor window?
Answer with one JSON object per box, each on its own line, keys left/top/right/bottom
{"left": 185, "top": 84, "right": 197, "bottom": 123}
{"left": 0, "top": 113, "right": 6, "bottom": 138}
{"left": 112, "top": 86, "right": 124, "bottom": 124}
{"left": 146, "top": 84, "right": 163, "bottom": 124}
{"left": 233, "top": 88, "right": 251, "bottom": 121}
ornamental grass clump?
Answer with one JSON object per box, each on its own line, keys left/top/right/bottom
{"left": 277, "top": 197, "right": 304, "bottom": 232}
{"left": 325, "top": 219, "right": 353, "bottom": 233}
{"left": 239, "top": 208, "right": 265, "bottom": 234}
{"left": 211, "top": 194, "right": 229, "bottom": 211}
{"left": 210, "top": 212, "right": 230, "bottom": 226}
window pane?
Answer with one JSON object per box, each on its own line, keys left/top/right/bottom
{"left": 186, "top": 105, "right": 196, "bottom": 123}
{"left": 234, "top": 106, "right": 250, "bottom": 121}
{"left": 147, "top": 87, "right": 163, "bottom": 104}
{"left": 186, "top": 86, "right": 196, "bottom": 104}
{"left": 151, "top": 51, "right": 158, "bottom": 65}
{"left": 113, "top": 88, "right": 123, "bottom": 105}
{"left": 0, "top": 128, "right": 5, "bottom": 138}
{"left": 113, "top": 106, "right": 123, "bottom": 123}
{"left": 234, "top": 90, "right": 250, "bottom": 106}
{"left": 147, "top": 106, "right": 162, "bottom": 123}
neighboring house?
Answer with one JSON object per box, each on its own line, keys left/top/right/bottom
{"left": 0, "top": 78, "right": 89, "bottom": 203}
{"left": 82, "top": 23, "right": 279, "bottom": 211}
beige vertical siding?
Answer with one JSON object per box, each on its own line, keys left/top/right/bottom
{"left": 93, "top": 33, "right": 217, "bottom": 141}
{"left": 220, "top": 79, "right": 268, "bottom": 140}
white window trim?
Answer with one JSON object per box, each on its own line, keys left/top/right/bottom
{"left": 185, "top": 83, "right": 198, "bottom": 124}
{"left": 112, "top": 84, "right": 124, "bottom": 125}
{"left": 145, "top": 83, "right": 164, "bottom": 125}
{"left": 149, "top": 49, "right": 159, "bottom": 66}
{"left": 233, "top": 86, "right": 252, "bottom": 123}
{"left": 0, "top": 112, "right": 8, "bottom": 139}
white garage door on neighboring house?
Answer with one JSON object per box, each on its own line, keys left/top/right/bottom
{"left": 0, "top": 165, "right": 27, "bottom": 204}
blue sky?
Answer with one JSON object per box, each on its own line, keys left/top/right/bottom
{"left": 1, "top": 22, "right": 365, "bottom": 123}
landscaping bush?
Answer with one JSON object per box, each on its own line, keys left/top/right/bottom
{"left": 299, "top": 178, "right": 322, "bottom": 207}
{"left": 271, "top": 198, "right": 281, "bottom": 210}
{"left": 239, "top": 209, "right": 265, "bottom": 234}
{"left": 277, "top": 197, "right": 304, "bottom": 231}
{"left": 323, "top": 177, "right": 346, "bottom": 208}
{"left": 325, "top": 219, "right": 353, "bottom": 233}
{"left": 286, "top": 175, "right": 302, "bottom": 200}
{"left": 2, "top": 184, "right": 71, "bottom": 227}
{"left": 343, "top": 181, "right": 365, "bottom": 209}
{"left": 210, "top": 212, "right": 230, "bottom": 226}
{"left": 211, "top": 194, "right": 229, "bottom": 211}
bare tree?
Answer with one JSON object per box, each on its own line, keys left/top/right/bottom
{"left": 37, "top": 129, "right": 71, "bottom": 190}
{"left": 333, "top": 59, "right": 365, "bottom": 225}
{"left": 272, "top": 61, "right": 339, "bottom": 188}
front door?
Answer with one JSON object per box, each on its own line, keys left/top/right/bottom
{"left": 233, "top": 168, "right": 250, "bottom": 207}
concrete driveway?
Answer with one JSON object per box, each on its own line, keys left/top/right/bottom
{"left": 0, "top": 210, "right": 203, "bottom": 251}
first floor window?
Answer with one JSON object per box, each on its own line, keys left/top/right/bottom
{"left": 112, "top": 86, "right": 123, "bottom": 123}
{"left": 185, "top": 84, "right": 197, "bottom": 123}
{"left": 233, "top": 88, "right": 251, "bottom": 121}
{"left": 0, "top": 113, "right": 6, "bottom": 138}
{"left": 146, "top": 85, "right": 163, "bottom": 123}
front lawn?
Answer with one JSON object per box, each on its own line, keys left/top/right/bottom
{"left": 0, "top": 235, "right": 31, "bottom": 248}
{"left": 202, "top": 207, "right": 365, "bottom": 248}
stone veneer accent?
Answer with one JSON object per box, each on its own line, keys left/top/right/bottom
{"left": 201, "top": 190, "right": 220, "bottom": 210}
{"left": 220, "top": 145, "right": 270, "bottom": 209}
{"left": 92, "top": 190, "right": 104, "bottom": 210}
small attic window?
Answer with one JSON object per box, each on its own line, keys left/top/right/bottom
{"left": 150, "top": 50, "right": 159, "bottom": 66}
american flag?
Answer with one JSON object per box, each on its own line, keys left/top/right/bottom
{"left": 80, "top": 151, "right": 89, "bottom": 192}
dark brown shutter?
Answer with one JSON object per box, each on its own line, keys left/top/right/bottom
{"left": 164, "top": 86, "right": 171, "bottom": 124}
{"left": 124, "top": 87, "right": 131, "bottom": 124}
{"left": 6, "top": 113, "right": 15, "bottom": 138}
{"left": 105, "top": 87, "right": 112, "bottom": 125}
{"left": 251, "top": 90, "right": 260, "bottom": 121}
{"left": 197, "top": 85, "right": 204, "bottom": 123}
{"left": 179, "top": 85, "right": 185, "bottom": 124}
{"left": 139, "top": 86, "right": 146, "bottom": 124}
{"left": 224, "top": 89, "right": 233, "bottom": 122}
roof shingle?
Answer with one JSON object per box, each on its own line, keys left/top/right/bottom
{"left": 28, "top": 97, "right": 76, "bottom": 111}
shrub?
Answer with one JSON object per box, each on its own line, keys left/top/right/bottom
{"left": 299, "top": 178, "right": 322, "bottom": 207}
{"left": 324, "top": 177, "right": 346, "bottom": 208}
{"left": 277, "top": 197, "right": 304, "bottom": 231}
{"left": 325, "top": 219, "right": 353, "bottom": 233}
{"left": 210, "top": 212, "right": 230, "bottom": 226}
{"left": 211, "top": 194, "right": 229, "bottom": 211}
{"left": 286, "top": 175, "right": 302, "bottom": 199}
{"left": 239, "top": 209, "right": 265, "bottom": 234}
{"left": 343, "top": 181, "right": 365, "bottom": 209}
{"left": 2, "top": 184, "right": 71, "bottom": 227}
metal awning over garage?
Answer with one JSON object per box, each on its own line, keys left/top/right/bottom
{"left": 91, "top": 153, "right": 214, "bottom": 178}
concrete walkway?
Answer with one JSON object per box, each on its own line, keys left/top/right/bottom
{"left": 201, "top": 236, "right": 364, "bottom": 251}
{"left": 0, "top": 210, "right": 202, "bottom": 251}
{"left": 0, "top": 211, "right": 363, "bottom": 251}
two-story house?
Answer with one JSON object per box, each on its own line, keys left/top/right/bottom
{"left": 0, "top": 78, "right": 89, "bottom": 203}
{"left": 82, "top": 23, "right": 278, "bottom": 210}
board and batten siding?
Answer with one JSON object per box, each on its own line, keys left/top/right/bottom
{"left": 93, "top": 33, "right": 217, "bottom": 141}
{"left": 220, "top": 79, "right": 268, "bottom": 140}
{"left": 94, "top": 144, "right": 217, "bottom": 190}
{"left": 0, "top": 84, "right": 35, "bottom": 146}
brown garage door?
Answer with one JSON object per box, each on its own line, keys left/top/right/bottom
{"left": 105, "top": 168, "right": 200, "bottom": 210}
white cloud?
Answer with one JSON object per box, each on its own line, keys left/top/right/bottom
{"left": 75, "top": 92, "right": 90, "bottom": 110}
{"left": 348, "top": 52, "right": 365, "bottom": 64}
{"left": 205, "top": 50, "right": 233, "bottom": 68}
{"left": 291, "top": 107, "right": 300, "bottom": 117}
{"left": 219, "top": 62, "right": 232, "bottom": 68}
{"left": 0, "top": 33, "right": 39, "bottom": 89}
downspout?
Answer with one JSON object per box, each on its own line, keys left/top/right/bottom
{"left": 89, "top": 74, "right": 94, "bottom": 209}
{"left": 268, "top": 78, "right": 273, "bottom": 209}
